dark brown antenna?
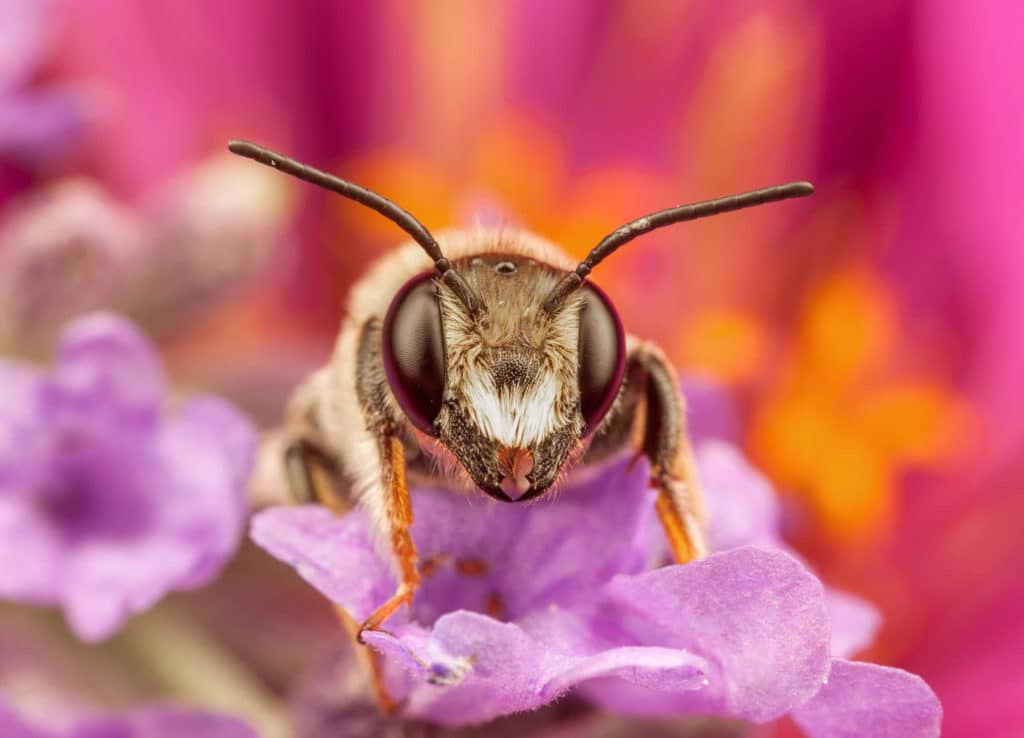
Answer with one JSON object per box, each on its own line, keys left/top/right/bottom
{"left": 543, "top": 181, "right": 815, "bottom": 312}
{"left": 228, "top": 140, "right": 480, "bottom": 312}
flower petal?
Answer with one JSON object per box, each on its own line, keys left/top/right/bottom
{"left": 0, "top": 362, "right": 44, "bottom": 496}
{"left": 601, "top": 546, "right": 831, "bottom": 722}
{"left": 50, "top": 396, "right": 255, "bottom": 642}
{"left": 515, "top": 604, "right": 709, "bottom": 700}
{"left": 1, "top": 697, "right": 257, "bottom": 738}
{"left": 371, "top": 610, "right": 544, "bottom": 725}
{"left": 45, "top": 313, "right": 165, "bottom": 432}
{"left": 0, "top": 311, "right": 253, "bottom": 640}
{"left": 0, "top": 499, "right": 65, "bottom": 603}
{"left": 71, "top": 706, "right": 258, "bottom": 738}
{"left": 363, "top": 605, "right": 708, "bottom": 726}
{"left": 792, "top": 660, "right": 942, "bottom": 738}
{"left": 154, "top": 395, "right": 256, "bottom": 586}
{"left": 681, "top": 377, "right": 742, "bottom": 443}
{"left": 121, "top": 706, "right": 259, "bottom": 738}
{"left": 361, "top": 625, "right": 434, "bottom": 683}
{"left": 698, "top": 441, "right": 781, "bottom": 551}
{"left": 253, "top": 458, "right": 654, "bottom": 627}
{"left": 64, "top": 537, "right": 200, "bottom": 642}
{"left": 826, "top": 590, "right": 881, "bottom": 660}
{"left": 405, "top": 457, "right": 653, "bottom": 621}
{"left": 538, "top": 646, "right": 706, "bottom": 700}
{"left": 0, "top": 699, "right": 48, "bottom": 738}
{"left": 0, "top": 87, "right": 93, "bottom": 166}
{"left": 250, "top": 505, "right": 394, "bottom": 622}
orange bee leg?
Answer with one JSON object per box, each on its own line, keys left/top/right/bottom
{"left": 632, "top": 344, "right": 708, "bottom": 564}
{"left": 358, "top": 434, "right": 421, "bottom": 636}
{"left": 284, "top": 432, "right": 412, "bottom": 713}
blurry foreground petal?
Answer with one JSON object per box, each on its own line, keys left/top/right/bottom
{"left": 72, "top": 706, "right": 259, "bottom": 738}
{"left": 0, "top": 698, "right": 257, "bottom": 738}
{"left": 792, "top": 660, "right": 942, "bottom": 738}
{"left": 0, "top": 700, "right": 47, "bottom": 738}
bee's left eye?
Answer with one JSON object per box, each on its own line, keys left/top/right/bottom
{"left": 382, "top": 272, "right": 446, "bottom": 435}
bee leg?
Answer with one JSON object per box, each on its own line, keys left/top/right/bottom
{"left": 283, "top": 435, "right": 352, "bottom": 514}
{"left": 340, "top": 432, "right": 418, "bottom": 714}
{"left": 358, "top": 433, "right": 421, "bottom": 638}
{"left": 333, "top": 606, "right": 402, "bottom": 714}
{"left": 631, "top": 343, "right": 708, "bottom": 563}
{"left": 273, "top": 352, "right": 412, "bottom": 711}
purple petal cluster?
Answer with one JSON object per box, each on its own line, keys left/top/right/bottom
{"left": 253, "top": 441, "right": 940, "bottom": 735}
{"left": 0, "top": 0, "right": 95, "bottom": 166}
{"left": 0, "top": 699, "right": 257, "bottom": 738}
{"left": 0, "top": 313, "right": 256, "bottom": 641}
{"left": 0, "top": 157, "right": 285, "bottom": 354}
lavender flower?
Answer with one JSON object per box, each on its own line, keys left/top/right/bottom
{"left": 253, "top": 442, "right": 940, "bottom": 735}
{"left": 0, "top": 155, "right": 287, "bottom": 355}
{"left": 0, "top": 0, "right": 95, "bottom": 167}
{"left": 0, "top": 313, "right": 256, "bottom": 641}
{"left": 291, "top": 640, "right": 748, "bottom": 738}
{"left": 0, "top": 698, "right": 257, "bottom": 738}
{"left": 0, "top": 182, "right": 142, "bottom": 351}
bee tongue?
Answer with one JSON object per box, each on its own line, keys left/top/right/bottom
{"left": 499, "top": 449, "right": 534, "bottom": 501}
{"left": 500, "top": 474, "right": 530, "bottom": 500}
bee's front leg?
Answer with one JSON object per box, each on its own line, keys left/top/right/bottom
{"left": 266, "top": 355, "right": 422, "bottom": 634}
{"left": 634, "top": 342, "right": 708, "bottom": 562}
{"left": 590, "top": 340, "right": 708, "bottom": 563}
{"left": 357, "top": 430, "right": 420, "bottom": 637}
{"left": 344, "top": 319, "right": 422, "bottom": 639}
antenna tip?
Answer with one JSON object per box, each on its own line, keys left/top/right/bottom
{"left": 228, "top": 140, "right": 256, "bottom": 156}
{"left": 790, "top": 181, "right": 815, "bottom": 196}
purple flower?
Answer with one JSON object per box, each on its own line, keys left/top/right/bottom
{"left": 253, "top": 441, "right": 940, "bottom": 734}
{"left": 0, "top": 157, "right": 286, "bottom": 355}
{"left": 0, "top": 699, "right": 257, "bottom": 738}
{"left": 0, "top": 0, "right": 95, "bottom": 167}
{"left": 0, "top": 182, "right": 142, "bottom": 351}
{"left": 0, "top": 313, "right": 256, "bottom": 641}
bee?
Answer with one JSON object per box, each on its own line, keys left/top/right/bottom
{"left": 231, "top": 140, "right": 812, "bottom": 640}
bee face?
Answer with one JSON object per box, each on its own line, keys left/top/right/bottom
{"left": 382, "top": 253, "right": 625, "bottom": 502}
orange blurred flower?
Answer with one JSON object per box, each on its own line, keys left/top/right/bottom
{"left": 749, "top": 267, "right": 971, "bottom": 541}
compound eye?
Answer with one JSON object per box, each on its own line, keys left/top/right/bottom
{"left": 578, "top": 281, "right": 626, "bottom": 434}
{"left": 382, "top": 272, "right": 445, "bottom": 435}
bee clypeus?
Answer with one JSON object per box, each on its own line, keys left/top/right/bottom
{"left": 231, "top": 140, "right": 812, "bottom": 641}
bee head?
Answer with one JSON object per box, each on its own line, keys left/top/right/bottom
{"left": 381, "top": 252, "right": 625, "bottom": 502}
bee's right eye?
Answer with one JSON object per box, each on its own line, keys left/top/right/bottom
{"left": 578, "top": 281, "right": 626, "bottom": 434}
{"left": 382, "top": 272, "right": 446, "bottom": 435}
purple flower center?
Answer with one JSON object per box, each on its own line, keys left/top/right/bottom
{"left": 413, "top": 555, "right": 505, "bottom": 625}
{"left": 32, "top": 441, "right": 154, "bottom": 541}
{"left": 0, "top": 313, "right": 257, "bottom": 642}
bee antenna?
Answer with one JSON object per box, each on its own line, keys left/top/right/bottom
{"left": 228, "top": 140, "right": 481, "bottom": 313}
{"left": 543, "top": 181, "right": 815, "bottom": 312}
